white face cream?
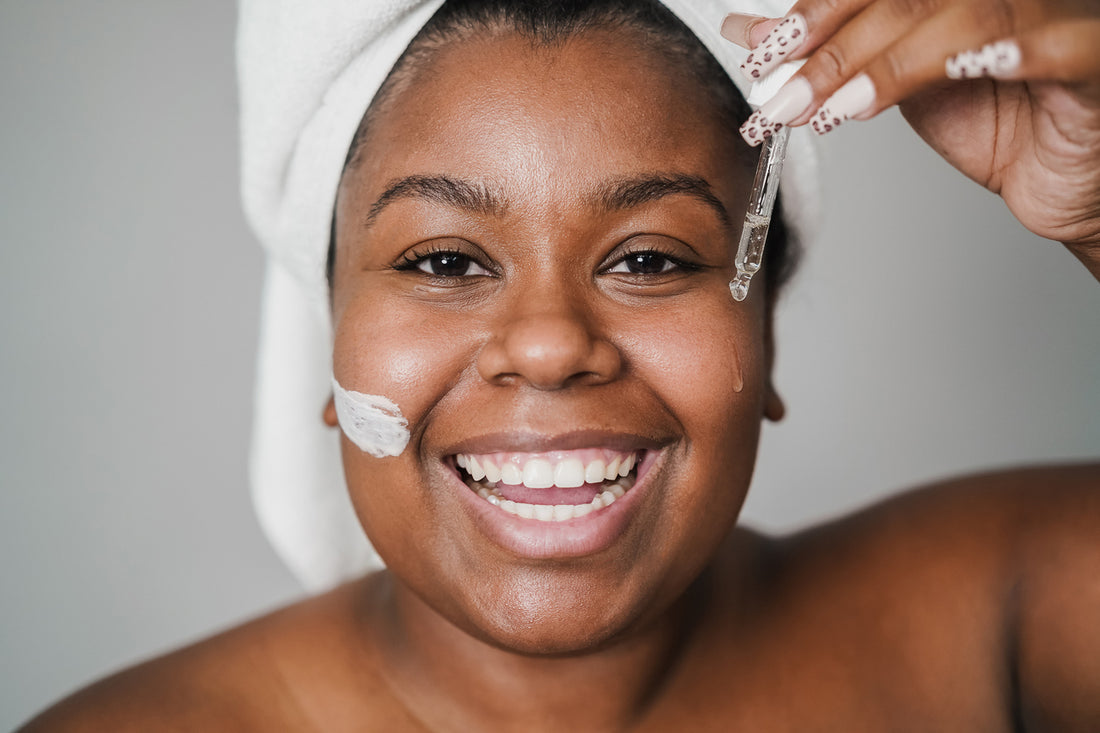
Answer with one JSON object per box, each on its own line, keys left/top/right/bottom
{"left": 331, "top": 376, "right": 410, "bottom": 458}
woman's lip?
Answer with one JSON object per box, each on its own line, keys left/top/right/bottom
{"left": 442, "top": 429, "right": 667, "bottom": 456}
{"left": 447, "top": 447, "right": 664, "bottom": 560}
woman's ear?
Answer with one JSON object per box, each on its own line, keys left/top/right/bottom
{"left": 763, "top": 294, "right": 785, "bottom": 422}
{"left": 765, "top": 380, "right": 786, "bottom": 422}
{"left": 323, "top": 396, "right": 338, "bottom": 427}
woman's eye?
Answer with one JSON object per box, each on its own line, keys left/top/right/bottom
{"left": 411, "top": 252, "right": 491, "bottom": 277}
{"left": 607, "top": 252, "right": 681, "bottom": 275}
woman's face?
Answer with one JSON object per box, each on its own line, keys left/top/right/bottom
{"left": 331, "top": 27, "right": 775, "bottom": 654}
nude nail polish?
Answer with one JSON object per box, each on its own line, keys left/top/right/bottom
{"left": 721, "top": 12, "right": 767, "bottom": 50}
{"left": 810, "top": 74, "right": 875, "bottom": 135}
{"left": 759, "top": 77, "right": 814, "bottom": 124}
{"left": 738, "top": 77, "right": 814, "bottom": 147}
{"left": 739, "top": 14, "right": 807, "bottom": 81}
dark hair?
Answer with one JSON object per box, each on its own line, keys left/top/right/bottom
{"left": 328, "top": 0, "right": 798, "bottom": 299}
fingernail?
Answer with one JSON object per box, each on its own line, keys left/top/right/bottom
{"left": 810, "top": 74, "right": 876, "bottom": 135}
{"left": 721, "top": 12, "right": 766, "bottom": 50}
{"left": 738, "top": 77, "right": 814, "bottom": 147}
{"left": 739, "top": 109, "right": 783, "bottom": 147}
{"left": 739, "top": 14, "right": 808, "bottom": 81}
{"left": 945, "top": 39, "right": 1021, "bottom": 80}
{"left": 759, "top": 77, "right": 814, "bottom": 124}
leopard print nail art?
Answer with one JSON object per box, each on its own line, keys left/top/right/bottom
{"left": 740, "top": 15, "right": 808, "bottom": 81}
{"left": 945, "top": 40, "right": 1021, "bottom": 80}
{"left": 739, "top": 109, "right": 784, "bottom": 147}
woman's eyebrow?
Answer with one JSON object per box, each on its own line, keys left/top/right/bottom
{"left": 596, "top": 174, "right": 732, "bottom": 228}
{"left": 365, "top": 174, "right": 507, "bottom": 226}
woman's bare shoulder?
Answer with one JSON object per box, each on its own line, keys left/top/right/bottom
{"left": 696, "top": 463, "right": 1097, "bottom": 727}
{"left": 17, "top": 577, "right": 397, "bottom": 732}
{"left": 769, "top": 461, "right": 1100, "bottom": 600}
{"left": 807, "top": 460, "right": 1098, "bottom": 552}
{"left": 749, "top": 462, "right": 1100, "bottom": 725}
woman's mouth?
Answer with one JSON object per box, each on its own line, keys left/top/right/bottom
{"left": 453, "top": 448, "right": 642, "bottom": 522}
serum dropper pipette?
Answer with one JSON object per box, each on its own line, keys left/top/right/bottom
{"left": 730, "top": 60, "right": 804, "bottom": 302}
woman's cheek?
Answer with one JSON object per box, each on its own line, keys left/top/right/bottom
{"left": 333, "top": 292, "right": 475, "bottom": 451}
{"left": 625, "top": 302, "right": 765, "bottom": 426}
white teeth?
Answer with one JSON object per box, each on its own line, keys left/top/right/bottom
{"left": 605, "top": 456, "right": 621, "bottom": 481}
{"left": 619, "top": 453, "right": 635, "bottom": 477}
{"left": 468, "top": 455, "right": 486, "bottom": 482}
{"left": 457, "top": 451, "right": 641, "bottom": 490}
{"left": 609, "top": 484, "right": 625, "bottom": 499}
{"left": 500, "top": 463, "right": 523, "bottom": 485}
{"left": 523, "top": 459, "right": 555, "bottom": 489}
{"left": 516, "top": 502, "right": 535, "bottom": 519}
{"left": 554, "top": 458, "right": 585, "bottom": 488}
{"left": 584, "top": 459, "right": 606, "bottom": 484}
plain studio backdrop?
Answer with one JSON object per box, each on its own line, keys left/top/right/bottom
{"left": 2, "top": 3, "right": 1097, "bottom": 728}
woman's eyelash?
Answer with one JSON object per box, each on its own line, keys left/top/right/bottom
{"left": 393, "top": 245, "right": 495, "bottom": 278}
{"left": 605, "top": 246, "right": 701, "bottom": 275}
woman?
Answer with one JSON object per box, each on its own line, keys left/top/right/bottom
{"left": 21, "top": 0, "right": 1099, "bottom": 729}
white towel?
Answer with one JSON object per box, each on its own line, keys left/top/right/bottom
{"left": 238, "top": 0, "right": 818, "bottom": 591}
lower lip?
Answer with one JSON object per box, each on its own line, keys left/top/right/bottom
{"left": 451, "top": 451, "right": 660, "bottom": 560}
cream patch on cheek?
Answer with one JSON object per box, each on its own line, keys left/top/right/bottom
{"left": 331, "top": 376, "right": 410, "bottom": 457}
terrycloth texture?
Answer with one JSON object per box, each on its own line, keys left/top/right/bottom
{"left": 239, "top": 0, "right": 818, "bottom": 591}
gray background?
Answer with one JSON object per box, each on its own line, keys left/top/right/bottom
{"left": 2, "top": 3, "right": 1097, "bottom": 729}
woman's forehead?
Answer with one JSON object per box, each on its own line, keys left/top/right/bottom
{"left": 343, "top": 29, "right": 746, "bottom": 213}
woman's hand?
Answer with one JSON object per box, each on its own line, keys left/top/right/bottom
{"left": 722, "top": 0, "right": 1100, "bottom": 277}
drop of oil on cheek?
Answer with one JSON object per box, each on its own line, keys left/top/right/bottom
{"left": 331, "top": 376, "right": 410, "bottom": 458}
{"left": 732, "top": 348, "right": 745, "bottom": 394}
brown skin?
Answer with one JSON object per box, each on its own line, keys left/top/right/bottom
{"left": 21, "top": 29, "right": 1100, "bottom": 733}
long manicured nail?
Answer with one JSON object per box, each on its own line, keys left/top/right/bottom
{"left": 740, "top": 111, "right": 783, "bottom": 147}
{"left": 739, "top": 14, "right": 808, "bottom": 81}
{"left": 945, "top": 39, "right": 1021, "bottom": 80}
{"left": 721, "top": 12, "right": 767, "bottom": 50}
{"left": 739, "top": 77, "right": 814, "bottom": 146}
{"left": 810, "top": 74, "right": 876, "bottom": 135}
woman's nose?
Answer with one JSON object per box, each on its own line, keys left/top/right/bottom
{"left": 476, "top": 306, "right": 622, "bottom": 390}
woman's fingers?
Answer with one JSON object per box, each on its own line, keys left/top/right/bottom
{"left": 818, "top": 17, "right": 1100, "bottom": 134}
{"left": 1005, "top": 20, "right": 1100, "bottom": 81}
{"left": 737, "top": 0, "right": 920, "bottom": 144}
{"left": 722, "top": 0, "right": 875, "bottom": 75}
{"left": 730, "top": 0, "right": 940, "bottom": 143}
{"left": 732, "top": 0, "right": 1100, "bottom": 146}
{"left": 805, "top": 3, "right": 1010, "bottom": 132}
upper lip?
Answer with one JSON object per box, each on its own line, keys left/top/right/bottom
{"left": 441, "top": 429, "right": 669, "bottom": 457}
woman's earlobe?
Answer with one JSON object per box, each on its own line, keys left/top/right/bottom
{"left": 323, "top": 396, "right": 339, "bottom": 427}
{"left": 765, "top": 381, "right": 786, "bottom": 422}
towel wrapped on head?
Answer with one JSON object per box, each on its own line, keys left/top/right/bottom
{"left": 238, "top": 0, "right": 819, "bottom": 591}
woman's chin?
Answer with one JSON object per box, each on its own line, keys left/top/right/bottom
{"left": 459, "top": 588, "right": 653, "bottom": 657}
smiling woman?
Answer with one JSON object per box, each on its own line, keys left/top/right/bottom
{"left": 324, "top": 12, "right": 779, "bottom": 661}
{"left": 16, "top": 0, "right": 1100, "bottom": 730}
